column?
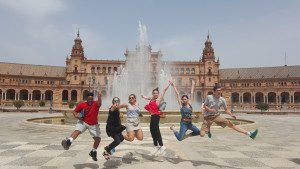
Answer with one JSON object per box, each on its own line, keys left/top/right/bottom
{"left": 17, "top": 93, "right": 20, "bottom": 100}
{"left": 28, "top": 93, "right": 30, "bottom": 100}
{"left": 293, "top": 95, "right": 295, "bottom": 103}
{"left": 290, "top": 95, "right": 292, "bottom": 104}
{"left": 68, "top": 90, "right": 71, "bottom": 101}
{"left": 4, "top": 92, "right": 6, "bottom": 100}
{"left": 40, "top": 93, "right": 43, "bottom": 100}
{"left": 30, "top": 93, "right": 33, "bottom": 100}
{"left": 238, "top": 94, "right": 241, "bottom": 103}
{"left": 15, "top": 93, "right": 17, "bottom": 100}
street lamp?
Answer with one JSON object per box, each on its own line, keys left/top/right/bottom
{"left": 49, "top": 94, "right": 53, "bottom": 114}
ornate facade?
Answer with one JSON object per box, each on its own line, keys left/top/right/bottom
{"left": 0, "top": 33, "right": 299, "bottom": 110}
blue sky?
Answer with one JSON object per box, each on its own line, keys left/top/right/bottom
{"left": 0, "top": 0, "right": 299, "bottom": 68}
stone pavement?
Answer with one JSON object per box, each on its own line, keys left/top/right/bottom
{"left": 0, "top": 112, "right": 299, "bottom": 169}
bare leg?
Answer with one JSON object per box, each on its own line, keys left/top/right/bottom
{"left": 93, "top": 137, "right": 101, "bottom": 149}
{"left": 135, "top": 129, "right": 143, "bottom": 141}
{"left": 70, "top": 130, "right": 81, "bottom": 140}
{"left": 227, "top": 121, "right": 248, "bottom": 135}
{"left": 124, "top": 131, "right": 135, "bottom": 142}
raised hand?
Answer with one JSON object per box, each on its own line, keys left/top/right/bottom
{"left": 191, "top": 79, "right": 195, "bottom": 85}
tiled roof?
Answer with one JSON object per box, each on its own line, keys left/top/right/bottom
{"left": 220, "top": 65, "right": 300, "bottom": 80}
{"left": 0, "top": 62, "right": 66, "bottom": 78}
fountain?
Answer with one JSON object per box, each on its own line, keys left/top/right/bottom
{"left": 104, "top": 21, "right": 177, "bottom": 109}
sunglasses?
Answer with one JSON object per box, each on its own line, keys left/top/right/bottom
{"left": 113, "top": 98, "right": 120, "bottom": 102}
{"left": 129, "top": 97, "right": 135, "bottom": 100}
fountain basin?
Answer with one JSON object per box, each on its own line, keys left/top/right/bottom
{"left": 26, "top": 110, "right": 255, "bottom": 127}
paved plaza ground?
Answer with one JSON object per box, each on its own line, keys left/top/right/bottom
{"left": 0, "top": 112, "right": 299, "bottom": 169}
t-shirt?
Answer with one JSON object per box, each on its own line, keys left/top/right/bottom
{"left": 203, "top": 95, "right": 227, "bottom": 117}
{"left": 74, "top": 101, "right": 100, "bottom": 125}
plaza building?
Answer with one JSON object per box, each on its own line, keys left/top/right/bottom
{"left": 0, "top": 32, "right": 299, "bottom": 110}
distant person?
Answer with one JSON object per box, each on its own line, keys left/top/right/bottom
{"left": 142, "top": 82, "right": 171, "bottom": 156}
{"left": 200, "top": 84, "right": 258, "bottom": 139}
{"left": 61, "top": 91, "right": 102, "bottom": 161}
{"left": 169, "top": 80, "right": 201, "bottom": 141}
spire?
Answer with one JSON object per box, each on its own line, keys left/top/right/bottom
{"left": 201, "top": 32, "right": 215, "bottom": 61}
{"left": 77, "top": 28, "right": 80, "bottom": 38}
{"left": 70, "top": 29, "right": 84, "bottom": 59}
{"left": 75, "top": 28, "right": 82, "bottom": 42}
{"left": 207, "top": 30, "right": 210, "bottom": 42}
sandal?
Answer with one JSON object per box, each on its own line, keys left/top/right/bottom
{"left": 102, "top": 150, "right": 110, "bottom": 160}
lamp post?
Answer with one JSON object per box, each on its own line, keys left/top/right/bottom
{"left": 49, "top": 94, "right": 53, "bottom": 114}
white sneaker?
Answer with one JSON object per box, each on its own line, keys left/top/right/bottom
{"left": 156, "top": 146, "right": 166, "bottom": 156}
{"left": 170, "top": 125, "right": 175, "bottom": 131}
{"left": 150, "top": 146, "right": 160, "bottom": 156}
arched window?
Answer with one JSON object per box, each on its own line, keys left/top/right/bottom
{"left": 91, "top": 67, "right": 95, "bottom": 73}
{"left": 191, "top": 68, "right": 195, "bottom": 74}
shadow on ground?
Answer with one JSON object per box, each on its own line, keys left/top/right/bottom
{"left": 74, "top": 148, "right": 239, "bottom": 169}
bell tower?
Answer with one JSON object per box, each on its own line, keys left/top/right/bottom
{"left": 199, "top": 33, "right": 220, "bottom": 96}
{"left": 66, "top": 30, "right": 86, "bottom": 86}
{"left": 70, "top": 30, "right": 85, "bottom": 59}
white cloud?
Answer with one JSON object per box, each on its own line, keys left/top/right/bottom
{"left": 0, "top": 0, "right": 66, "bottom": 21}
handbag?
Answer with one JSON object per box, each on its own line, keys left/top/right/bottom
{"left": 158, "top": 101, "right": 167, "bottom": 111}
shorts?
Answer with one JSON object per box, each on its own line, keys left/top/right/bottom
{"left": 126, "top": 117, "right": 141, "bottom": 132}
{"left": 201, "top": 114, "right": 230, "bottom": 134}
{"left": 75, "top": 120, "right": 101, "bottom": 137}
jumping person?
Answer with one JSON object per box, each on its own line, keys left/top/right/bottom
{"left": 61, "top": 91, "right": 102, "bottom": 161}
{"left": 142, "top": 82, "right": 171, "bottom": 156}
{"left": 169, "top": 80, "right": 200, "bottom": 141}
{"left": 200, "top": 84, "right": 258, "bottom": 139}
{"left": 117, "top": 94, "right": 143, "bottom": 142}
{"left": 102, "top": 97, "right": 126, "bottom": 160}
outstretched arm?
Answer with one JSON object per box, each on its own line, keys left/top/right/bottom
{"left": 116, "top": 103, "right": 128, "bottom": 109}
{"left": 170, "top": 81, "right": 182, "bottom": 107}
{"left": 189, "top": 80, "right": 195, "bottom": 105}
{"left": 157, "top": 82, "right": 171, "bottom": 104}
{"left": 141, "top": 95, "right": 151, "bottom": 100}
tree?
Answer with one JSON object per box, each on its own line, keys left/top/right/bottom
{"left": 68, "top": 101, "right": 76, "bottom": 109}
{"left": 13, "top": 100, "right": 25, "bottom": 110}
{"left": 39, "top": 101, "right": 45, "bottom": 107}
{"left": 256, "top": 102, "right": 269, "bottom": 112}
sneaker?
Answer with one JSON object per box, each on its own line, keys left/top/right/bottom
{"left": 89, "top": 150, "right": 98, "bottom": 161}
{"left": 102, "top": 150, "right": 110, "bottom": 160}
{"left": 249, "top": 129, "right": 258, "bottom": 139}
{"left": 110, "top": 148, "right": 116, "bottom": 155}
{"left": 149, "top": 146, "right": 160, "bottom": 156}
{"left": 208, "top": 131, "right": 212, "bottom": 138}
{"left": 156, "top": 146, "right": 166, "bottom": 156}
{"left": 170, "top": 125, "right": 175, "bottom": 131}
{"left": 61, "top": 138, "right": 71, "bottom": 150}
